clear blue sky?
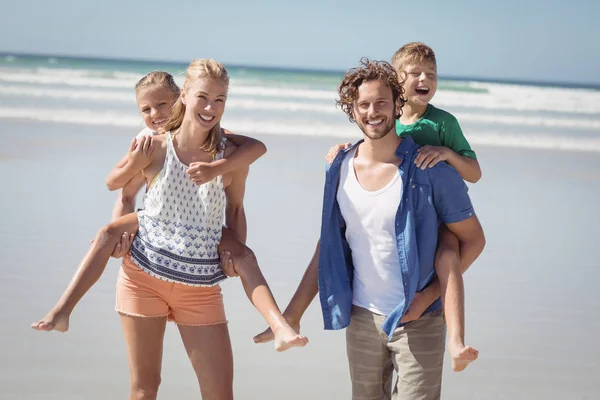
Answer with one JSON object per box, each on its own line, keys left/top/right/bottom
{"left": 1, "top": 0, "right": 598, "bottom": 85}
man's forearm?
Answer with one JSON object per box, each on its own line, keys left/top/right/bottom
{"left": 225, "top": 205, "right": 247, "bottom": 244}
{"left": 284, "top": 241, "right": 321, "bottom": 323}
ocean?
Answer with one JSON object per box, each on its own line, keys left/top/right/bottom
{"left": 2, "top": 53, "right": 600, "bottom": 399}
{"left": 1, "top": 53, "right": 600, "bottom": 152}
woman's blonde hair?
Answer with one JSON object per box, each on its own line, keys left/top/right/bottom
{"left": 161, "top": 59, "right": 230, "bottom": 155}
{"left": 134, "top": 71, "right": 180, "bottom": 96}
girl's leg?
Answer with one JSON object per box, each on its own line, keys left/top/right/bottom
{"left": 178, "top": 323, "right": 234, "bottom": 400}
{"left": 31, "top": 212, "right": 139, "bottom": 332}
{"left": 219, "top": 228, "right": 308, "bottom": 352}
{"left": 120, "top": 315, "right": 167, "bottom": 400}
{"left": 435, "top": 225, "right": 478, "bottom": 372}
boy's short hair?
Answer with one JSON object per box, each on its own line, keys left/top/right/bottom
{"left": 391, "top": 42, "right": 437, "bottom": 73}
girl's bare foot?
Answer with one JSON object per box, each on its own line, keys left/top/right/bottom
{"left": 272, "top": 325, "right": 308, "bottom": 352}
{"left": 31, "top": 309, "right": 70, "bottom": 333}
{"left": 448, "top": 341, "right": 479, "bottom": 372}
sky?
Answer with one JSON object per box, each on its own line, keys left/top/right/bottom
{"left": 1, "top": 0, "right": 599, "bottom": 85}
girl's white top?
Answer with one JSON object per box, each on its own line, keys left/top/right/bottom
{"left": 130, "top": 132, "right": 227, "bottom": 286}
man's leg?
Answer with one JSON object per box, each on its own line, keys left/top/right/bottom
{"left": 389, "top": 310, "right": 446, "bottom": 400}
{"left": 346, "top": 306, "right": 394, "bottom": 400}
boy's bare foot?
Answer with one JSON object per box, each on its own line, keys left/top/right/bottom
{"left": 272, "top": 325, "right": 308, "bottom": 352}
{"left": 31, "top": 309, "right": 70, "bottom": 333}
{"left": 448, "top": 341, "right": 479, "bottom": 372}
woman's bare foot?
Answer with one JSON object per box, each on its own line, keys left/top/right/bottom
{"left": 448, "top": 341, "right": 479, "bottom": 372}
{"left": 31, "top": 309, "right": 70, "bottom": 333}
{"left": 273, "top": 325, "right": 308, "bottom": 352}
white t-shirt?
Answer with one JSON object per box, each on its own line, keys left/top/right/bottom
{"left": 336, "top": 147, "right": 405, "bottom": 316}
{"left": 135, "top": 127, "right": 156, "bottom": 140}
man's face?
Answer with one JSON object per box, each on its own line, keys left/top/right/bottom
{"left": 401, "top": 61, "right": 437, "bottom": 106}
{"left": 352, "top": 80, "right": 398, "bottom": 140}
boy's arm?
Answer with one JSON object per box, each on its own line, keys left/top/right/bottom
{"left": 325, "top": 142, "right": 351, "bottom": 164}
{"left": 418, "top": 149, "right": 482, "bottom": 183}
{"left": 415, "top": 147, "right": 481, "bottom": 183}
{"left": 224, "top": 165, "right": 249, "bottom": 244}
{"left": 415, "top": 114, "right": 482, "bottom": 183}
{"left": 107, "top": 136, "right": 155, "bottom": 190}
{"left": 187, "top": 130, "right": 267, "bottom": 186}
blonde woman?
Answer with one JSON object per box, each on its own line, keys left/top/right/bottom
{"left": 32, "top": 70, "right": 267, "bottom": 341}
{"left": 112, "top": 59, "right": 306, "bottom": 399}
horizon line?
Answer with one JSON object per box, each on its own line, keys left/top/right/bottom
{"left": 2, "top": 50, "right": 599, "bottom": 91}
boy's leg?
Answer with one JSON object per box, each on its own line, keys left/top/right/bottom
{"left": 435, "top": 226, "right": 479, "bottom": 372}
{"left": 218, "top": 227, "right": 308, "bottom": 352}
{"left": 389, "top": 310, "right": 446, "bottom": 400}
{"left": 31, "top": 212, "right": 139, "bottom": 332}
{"left": 346, "top": 306, "right": 394, "bottom": 400}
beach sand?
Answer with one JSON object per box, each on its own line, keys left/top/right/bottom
{"left": 2, "top": 121, "right": 600, "bottom": 399}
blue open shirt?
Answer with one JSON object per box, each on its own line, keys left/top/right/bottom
{"left": 317, "top": 136, "right": 475, "bottom": 339}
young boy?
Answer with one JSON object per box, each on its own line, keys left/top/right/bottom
{"left": 325, "top": 43, "right": 483, "bottom": 372}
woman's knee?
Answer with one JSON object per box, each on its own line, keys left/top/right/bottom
{"left": 131, "top": 374, "right": 161, "bottom": 400}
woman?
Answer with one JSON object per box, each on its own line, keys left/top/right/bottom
{"left": 114, "top": 59, "right": 306, "bottom": 399}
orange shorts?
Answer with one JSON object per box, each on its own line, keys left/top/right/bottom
{"left": 116, "top": 254, "right": 227, "bottom": 326}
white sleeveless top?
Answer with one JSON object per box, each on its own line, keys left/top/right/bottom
{"left": 336, "top": 147, "right": 405, "bottom": 316}
{"left": 130, "top": 132, "right": 227, "bottom": 286}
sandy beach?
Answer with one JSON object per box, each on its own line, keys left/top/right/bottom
{"left": 2, "top": 120, "right": 600, "bottom": 399}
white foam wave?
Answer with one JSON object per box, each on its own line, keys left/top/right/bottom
{"left": 0, "top": 67, "right": 146, "bottom": 89}
{"left": 0, "top": 107, "right": 140, "bottom": 127}
{"left": 3, "top": 67, "right": 600, "bottom": 116}
{"left": 2, "top": 85, "right": 599, "bottom": 131}
{"left": 436, "top": 82, "right": 600, "bottom": 115}
{"left": 1, "top": 107, "right": 600, "bottom": 153}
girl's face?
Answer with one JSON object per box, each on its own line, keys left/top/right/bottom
{"left": 136, "top": 85, "right": 178, "bottom": 131}
{"left": 181, "top": 78, "right": 228, "bottom": 132}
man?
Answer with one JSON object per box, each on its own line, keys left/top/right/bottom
{"left": 254, "top": 58, "right": 486, "bottom": 399}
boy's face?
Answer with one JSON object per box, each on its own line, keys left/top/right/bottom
{"left": 400, "top": 61, "right": 437, "bottom": 106}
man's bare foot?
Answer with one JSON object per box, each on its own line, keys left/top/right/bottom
{"left": 272, "top": 325, "right": 308, "bottom": 352}
{"left": 31, "top": 310, "right": 70, "bottom": 333}
{"left": 448, "top": 341, "right": 479, "bottom": 372}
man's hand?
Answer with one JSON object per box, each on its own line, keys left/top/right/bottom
{"left": 128, "top": 136, "right": 155, "bottom": 169}
{"left": 220, "top": 250, "right": 239, "bottom": 277}
{"left": 187, "top": 162, "right": 219, "bottom": 185}
{"left": 253, "top": 314, "right": 301, "bottom": 344}
{"left": 325, "top": 142, "right": 351, "bottom": 164}
{"left": 414, "top": 145, "right": 451, "bottom": 169}
{"left": 400, "top": 290, "right": 433, "bottom": 323}
{"left": 111, "top": 232, "right": 134, "bottom": 258}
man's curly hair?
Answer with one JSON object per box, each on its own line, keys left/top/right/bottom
{"left": 336, "top": 57, "right": 406, "bottom": 123}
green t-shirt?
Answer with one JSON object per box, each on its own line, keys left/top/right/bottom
{"left": 396, "top": 104, "right": 476, "bottom": 159}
